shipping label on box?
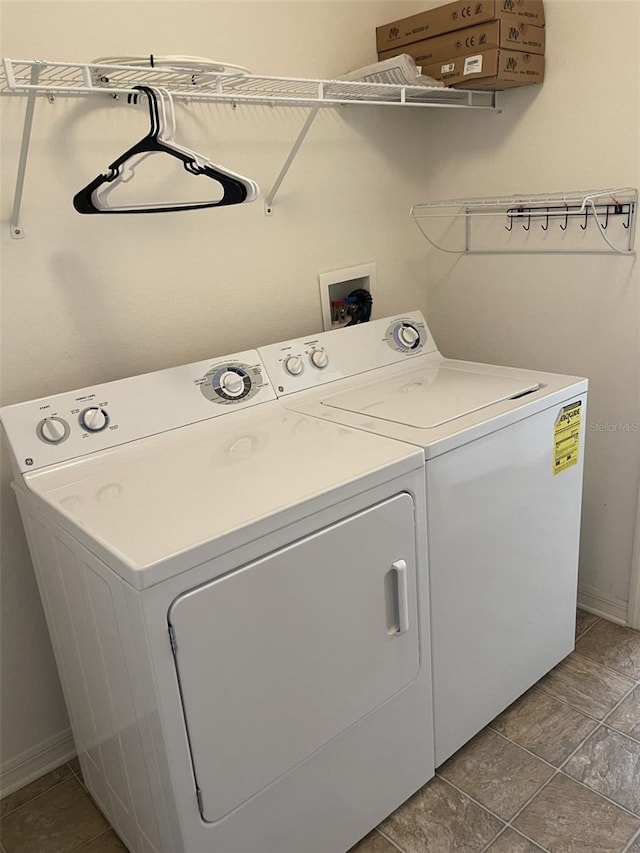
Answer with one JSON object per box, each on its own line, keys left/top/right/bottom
{"left": 422, "top": 48, "right": 544, "bottom": 89}
{"left": 378, "top": 19, "right": 544, "bottom": 66}
{"left": 376, "top": 0, "right": 544, "bottom": 53}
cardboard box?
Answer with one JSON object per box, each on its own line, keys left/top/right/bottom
{"left": 422, "top": 48, "right": 544, "bottom": 89}
{"left": 378, "top": 19, "right": 545, "bottom": 67}
{"left": 376, "top": 0, "right": 545, "bottom": 53}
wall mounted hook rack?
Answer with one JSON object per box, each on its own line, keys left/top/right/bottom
{"left": 410, "top": 188, "right": 637, "bottom": 255}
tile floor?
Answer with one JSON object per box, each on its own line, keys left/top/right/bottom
{"left": 2, "top": 611, "right": 639, "bottom": 853}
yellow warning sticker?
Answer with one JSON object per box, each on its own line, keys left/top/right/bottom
{"left": 554, "top": 401, "right": 582, "bottom": 475}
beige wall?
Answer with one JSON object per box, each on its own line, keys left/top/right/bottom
{"left": 0, "top": 0, "right": 434, "bottom": 775}
{"left": 1, "top": 0, "right": 638, "bottom": 779}
{"left": 417, "top": 0, "right": 640, "bottom": 615}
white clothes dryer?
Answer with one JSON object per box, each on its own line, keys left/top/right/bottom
{"left": 259, "top": 311, "right": 588, "bottom": 766}
{"left": 1, "top": 348, "right": 434, "bottom": 853}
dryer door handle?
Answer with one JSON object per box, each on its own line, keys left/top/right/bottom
{"left": 392, "top": 559, "right": 410, "bottom": 635}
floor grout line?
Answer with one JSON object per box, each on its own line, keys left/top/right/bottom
{"left": 600, "top": 720, "right": 640, "bottom": 746}
{"left": 489, "top": 700, "right": 640, "bottom": 822}
{"left": 375, "top": 827, "right": 408, "bottom": 852}
{"left": 434, "top": 773, "right": 508, "bottom": 827}
{"left": 557, "top": 649, "right": 639, "bottom": 684}
{"left": 68, "top": 827, "right": 114, "bottom": 853}
{"left": 478, "top": 825, "right": 509, "bottom": 853}
{"left": 479, "top": 823, "right": 551, "bottom": 853}
{"left": 533, "top": 655, "right": 638, "bottom": 723}
{"left": 0, "top": 774, "right": 76, "bottom": 819}
{"left": 556, "top": 766, "right": 640, "bottom": 821}
{"left": 621, "top": 826, "right": 640, "bottom": 853}
{"left": 439, "top": 713, "right": 640, "bottom": 851}
{"left": 602, "top": 683, "right": 640, "bottom": 723}
{"left": 575, "top": 614, "right": 602, "bottom": 641}
{"left": 572, "top": 629, "right": 640, "bottom": 683}
{"left": 437, "top": 772, "right": 552, "bottom": 852}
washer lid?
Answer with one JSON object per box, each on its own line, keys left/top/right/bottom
{"left": 322, "top": 363, "right": 540, "bottom": 428}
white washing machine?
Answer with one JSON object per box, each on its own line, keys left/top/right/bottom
{"left": 258, "top": 311, "right": 588, "bottom": 766}
{"left": 0, "top": 349, "right": 435, "bottom": 853}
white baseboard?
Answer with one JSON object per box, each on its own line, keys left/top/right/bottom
{"left": 1, "top": 728, "right": 76, "bottom": 797}
{"left": 578, "top": 583, "right": 628, "bottom": 626}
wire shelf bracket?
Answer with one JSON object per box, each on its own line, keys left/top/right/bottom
{"left": 2, "top": 57, "right": 498, "bottom": 235}
{"left": 410, "top": 189, "right": 638, "bottom": 255}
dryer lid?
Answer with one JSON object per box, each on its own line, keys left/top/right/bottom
{"left": 321, "top": 363, "right": 540, "bottom": 429}
{"left": 20, "top": 403, "right": 423, "bottom": 586}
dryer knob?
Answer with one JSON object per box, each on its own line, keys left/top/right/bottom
{"left": 39, "top": 417, "right": 69, "bottom": 444}
{"left": 284, "top": 355, "right": 304, "bottom": 376}
{"left": 310, "top": 349, "right": 329, "bottom": 369}
{"left": 399, "top": 325, "right": 420, "bottom": 348}
{"left": 219, "top": 370, "right": 246, "bottom": 398}
{"left": 81, "top": 407, "right": 108, "bottom": 432}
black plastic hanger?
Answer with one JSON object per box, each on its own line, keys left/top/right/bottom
{"left": 73, "top": 85, "right": 253, "bottom": 214}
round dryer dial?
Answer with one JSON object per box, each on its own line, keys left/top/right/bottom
{"left": 218, "top": 370, "right": 246, "bottom": 398}
{"left": 385, "top": 320, "right": 425, "bottom": 354}
{"left": 200, "top": 362, "right": 263, "bottom": 404}
{"left": 37, "top": 416, "right": 70, "bottom": 444}
{"left": 80, "top": 407, "right": 109, "bottom": 432}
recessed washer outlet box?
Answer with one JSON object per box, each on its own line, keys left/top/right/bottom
{"left": 319, "top": 263, "right": 376, "bottom": 331}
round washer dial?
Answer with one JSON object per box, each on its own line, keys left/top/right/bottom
{"left": 284, "top": 355, "right": 304, "bottom": 376}
{"left": 385, "top": 320, "right": 425, "bottom": 354}
{"left": 309, "top": 349, "right": 329, "bottom": 369}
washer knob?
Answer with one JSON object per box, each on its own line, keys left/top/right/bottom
{"left": 399, "top": 324, "right": 420, "bottom": 348}
{"left": 284, "top": 355, "right": 304, "bottom": 376}
{"left": 219, "top": 370, "right": 246, "bottom": 398}
{"left": 81, "top": 407, "right": 108, "bottom": 432}
{"left": 39, "top": 416, "right": 69, "bottom": 444}
{"left": 310, "top": 349, "right": 329, "bottom": 369}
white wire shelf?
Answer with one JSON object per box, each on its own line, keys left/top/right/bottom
{"left": 3, "top": 56, "right": 499, "bottom": 237}
{"left": 410, "top": 188, "right": 638, "bottom": 255}
{"left": 1, "top": 58, "right": 497, "bottom": 109}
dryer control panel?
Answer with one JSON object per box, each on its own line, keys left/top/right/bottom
{"left": 0, "top": 350, "right": 276, "bottom": 475}
{"left": 259, "top": 311, "right": 437, "bottom": 396}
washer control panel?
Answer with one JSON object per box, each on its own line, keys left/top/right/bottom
{"left": 258, "top": 311, "right": 436, "bottom": 397}
{"left": 0, "top": 350, "right": 276, "bottom": 475}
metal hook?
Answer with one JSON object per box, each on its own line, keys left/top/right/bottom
{"left": 580, "top": 208, "right": 589, "bottom": 230}
{"left": 559, "top": 204, "right": 569, "bottom": 231}
{"left": 541, "top": 207, "right": 550, "bottom": 231}
{"left": 602, "top": 204, "right": 610, "bottom": 230}
{"left": 522, "top": 209, "right": 531, "bottom": 231}
{"left": 505, "top": 208, "right": 514, "bottom": 232}
{"left": 623, "top": 203, "right": 633, "bottom": 229}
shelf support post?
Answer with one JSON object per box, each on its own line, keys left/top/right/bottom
{"left": 264, "top": 104, "right": 321, "bottom": 215}
{"left": 10, "top": 65, "right": 41, "bottom": 239}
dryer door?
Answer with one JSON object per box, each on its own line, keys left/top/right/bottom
{"left": 168, "top": 492, "right": 419, "bottom": 823}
